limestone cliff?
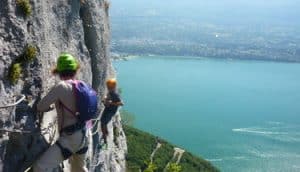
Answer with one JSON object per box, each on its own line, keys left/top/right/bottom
{"left": 0, "top": 0, "right": 127, "bottom": 171}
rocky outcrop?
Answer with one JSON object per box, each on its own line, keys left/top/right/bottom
{"left": 0, "top": 0, "right": 126, "bottom": 171}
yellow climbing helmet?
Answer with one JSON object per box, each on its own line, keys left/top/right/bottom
{"left": 106, "top": 78, "right": 117, "bottom": 89}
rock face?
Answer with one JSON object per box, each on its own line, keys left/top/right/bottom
{"left": 0, "top": 0, "right": 127, "bottom": 171}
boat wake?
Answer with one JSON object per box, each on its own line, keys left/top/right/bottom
{"left": 232, "top": 122, "right": 300, "bottom": 143}
{"left": 232, "top": 128, "right": 287, "bottom": 135}
{"left": 206, "top": 158, "right": 223, "bottom": 162}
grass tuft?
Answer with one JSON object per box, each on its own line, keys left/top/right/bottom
{"left": 16, "top": 0, "right": 32, "bottom": 17}
{"left": 8, "top": 44, "right": 37, "bottom": 85}
{"left": 9, "top": 63, "right": 22, "bottom": 84}
{"left": 23, "top": 44, "right": 37, "bottom": 61}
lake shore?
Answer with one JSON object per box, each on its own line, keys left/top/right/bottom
{"left": 111, "top": 52, "right": 300, "bottom": 63}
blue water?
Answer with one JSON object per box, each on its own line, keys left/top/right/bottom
{"left": 114, "top": 56, "right": 300, "bottom": 172}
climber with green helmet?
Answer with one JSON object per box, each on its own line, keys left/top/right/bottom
{"left": 33, "top": 53, "right": 92, "bottom": 172}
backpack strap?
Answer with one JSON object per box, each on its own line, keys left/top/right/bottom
{"left": 60, "top": 102, "right": 77, "bottom": 117}
{"left": 69, "top": 79, "right": 80, "bottom": 114}
{"left": 58, "top": 102, "right": 75, "bottom": 132}
{"left": 58, "top": 80, "right": 79, "bottom": 130}
{"left": 60, "top": 79, "right": 79, "bottom": 118}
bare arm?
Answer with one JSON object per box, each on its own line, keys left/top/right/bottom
{"left": 37, "top": 85, "right": 61, "bottom": 112}
{"left": 111, "top": 101, "right": 124, "bottom": 106}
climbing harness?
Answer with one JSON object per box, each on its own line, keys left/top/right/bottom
{"left": 59, "top": 121, "right": 85, "bottom": 134}
{"left": 56, "top": 126, "right": 89, "bottom": 160}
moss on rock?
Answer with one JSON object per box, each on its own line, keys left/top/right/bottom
{"left": 9, "top": 63, "right": 22, "bottom": 84}
{"left": 16, "top": 0, "right": 32, "bottom": 17}
{"left": 23, "top": 44, "right": 37, "bottom": 61}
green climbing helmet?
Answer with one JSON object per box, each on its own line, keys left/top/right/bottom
{"left": 55, "top": 53, "right": 78, "bottom": 72}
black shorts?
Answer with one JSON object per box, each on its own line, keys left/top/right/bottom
{"left": 100, "top": 109, "right": 117, "bottom": 125}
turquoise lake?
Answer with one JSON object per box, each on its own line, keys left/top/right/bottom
{"left": 114, "top": 56, "right": 300, "bottom": 172}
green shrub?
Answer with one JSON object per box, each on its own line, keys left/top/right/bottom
{"left": 124, "top": 125, "right": 219, "bottom": 172}
{"left": 23, "top": 44, "right": 37, "bottom": 61}
{"left": 16, "top": 0, "right": 32, "bottom": 17}
{"left": 153, "top": 143, "right": 174, "bottom": 171}
{"left": 124, "top": 126, "right": 157, "bottom": 170}
{"left": 166, "top": 163, "right": 182, "bottom": 172}
{"left": 143, "top": 161, "right": 157, "bottom": 172}
{"left": 180, "top": 152, "right": 219, "bottom": 172}
{"left": 9, "top": 63, "right": 22, "bottom": 84}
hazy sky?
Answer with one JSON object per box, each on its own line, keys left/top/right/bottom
{"left": 111, "top": 0, "right": 300, "bottom": 25}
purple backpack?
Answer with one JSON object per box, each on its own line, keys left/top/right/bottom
{"left": 63, "top": 80, "right": 98, "bottom": 123}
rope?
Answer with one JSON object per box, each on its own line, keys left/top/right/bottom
{"left": 91, "top": 119, "right": 101, "bottom": 136}
{"left": 91, "top": 108, "right": 104, "bottom": 135}
{"left": 0, "top": 94, "right": 57, "bottom": 137}
{"left": 90, "top": 145, "right": 103, "bottom": 167}
{"left": 0, "top": 128, "right": 32, "bottom": 134}
{"left": 0, "top": 120, "right": 57, "bottom": 136}
{"left": 0, "top": 95, "right": 26, "bottom": 109}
